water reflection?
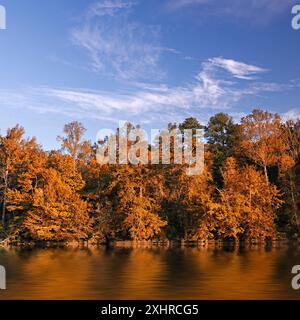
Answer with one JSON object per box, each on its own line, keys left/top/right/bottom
{"left": 0, "top": 244, "right": 300, "bottom": 299}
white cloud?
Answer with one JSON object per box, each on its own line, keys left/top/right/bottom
{"left": 71, "top": 0, "right": 164, "bottom": 81}
{"left": 2, "top": 58, "right": 298, "bottom": 126}
{"left": 207, "top": 57, "right": 267, "bottom": 80}
{"left": 5, "top": 58, "right": 290, "bottom": 117}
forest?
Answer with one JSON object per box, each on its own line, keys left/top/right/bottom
{"left": 0, "top": 108, "right": 300, "bottom": 245}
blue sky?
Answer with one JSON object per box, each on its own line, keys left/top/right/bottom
{"left": 0, "top": 0, "right": 300, "bottom": 149}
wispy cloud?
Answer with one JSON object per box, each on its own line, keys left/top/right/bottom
{"left": 43, "top": 57, "right": 270, "bottom": 116}
{"left": 71, "top": 0, "right": 166, "bottom": 81}
{"left": 87, "top": 0, "right": 136, "bottom": 17}
{"left": 166, "top": 0, "right": 294, "bottom": 23}
{"left": 168, "top": 0, "right": 210, "bottom": 10}
{"left": 1, "top": 58, "right": 296, "bottom": 125}
{"left": 207, "top": 57, "right": 267, "bottom": 80}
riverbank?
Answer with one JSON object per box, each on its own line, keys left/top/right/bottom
{"left": 0, "top": 234, "right": 298, "bottom": 249}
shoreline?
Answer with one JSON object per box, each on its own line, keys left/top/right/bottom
{"left": 0, "top": 236, "right": 298, "bottom": 249}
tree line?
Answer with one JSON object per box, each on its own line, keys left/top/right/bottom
{"left": 0, "top": 109, "right": 300, "bottom": 244}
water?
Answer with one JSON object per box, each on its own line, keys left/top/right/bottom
{"left": 0, "top": 244, "right": 300, "bottom": 299}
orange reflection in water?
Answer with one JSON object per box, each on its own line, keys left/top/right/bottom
{"left": 0, "top": 244, "right": 300, "bottom": 300}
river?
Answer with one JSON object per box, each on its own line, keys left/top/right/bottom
{"left": 0, "top": 243, "right": 299, "bottom": 299}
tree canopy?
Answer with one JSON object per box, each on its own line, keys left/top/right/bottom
{"left": 1, "top": 109, "right": 300, "bottom": 244}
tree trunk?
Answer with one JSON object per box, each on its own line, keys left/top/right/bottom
{"left": 263, "top": 165, "right": 269, "bottom": 185}
{"left": 289, "top": 172, "right": 299, "bottom": 228}
{"left": 2, "top": 189, "right": 6, "bottom": 227}
{"left": 1, "top": 169, "right": 8, "bottom": 230}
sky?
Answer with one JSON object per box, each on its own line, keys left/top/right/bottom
{"left": 0, "top": 0, "right": 300, "bottom": 149}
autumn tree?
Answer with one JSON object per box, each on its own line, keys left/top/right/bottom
{"left": 0, "top": 111, "right": 298, "bottom": 244}
{"left": 57, "top": 121, "right": 91, "bottom": 163}
{"left": 47, "top": 151, "right": 85, "bottom": 191}
{"left": 21, "top": 168, "right": 92, "bottom": 242}
{"left": 198, "top": 158, "right": 283, "bottom": 240}
{"left": 82, "top": 160, "right": 117, "bottom": 244}
{"left": 164, "top": 165, "right": 213, "bottom": 240}
{"left": 0, "top": 125, "right": 37, "bottom": 231}
{"left": 279, "top": 119, "right": 300, "bottom": 231}
{"left": 239, "top": 109, "right": 290, "bottom": 184}
{"left": 5, "top": 138, "right": 47, "bottom": 238}
{"left": 0, "top": 125, "right": 91, "bottom": 242}
{"left": 150, "top": 118, "right": 207, "bottom": 240}
{"left": 111, "top": 165, "right": 167, "bottom": 241}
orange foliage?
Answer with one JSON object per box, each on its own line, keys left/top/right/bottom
{"left": 198, "top": 158, "right": 282, "bottom": 240}
{"left": 1, "top": 109, "right": 299, "bottom": 243}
